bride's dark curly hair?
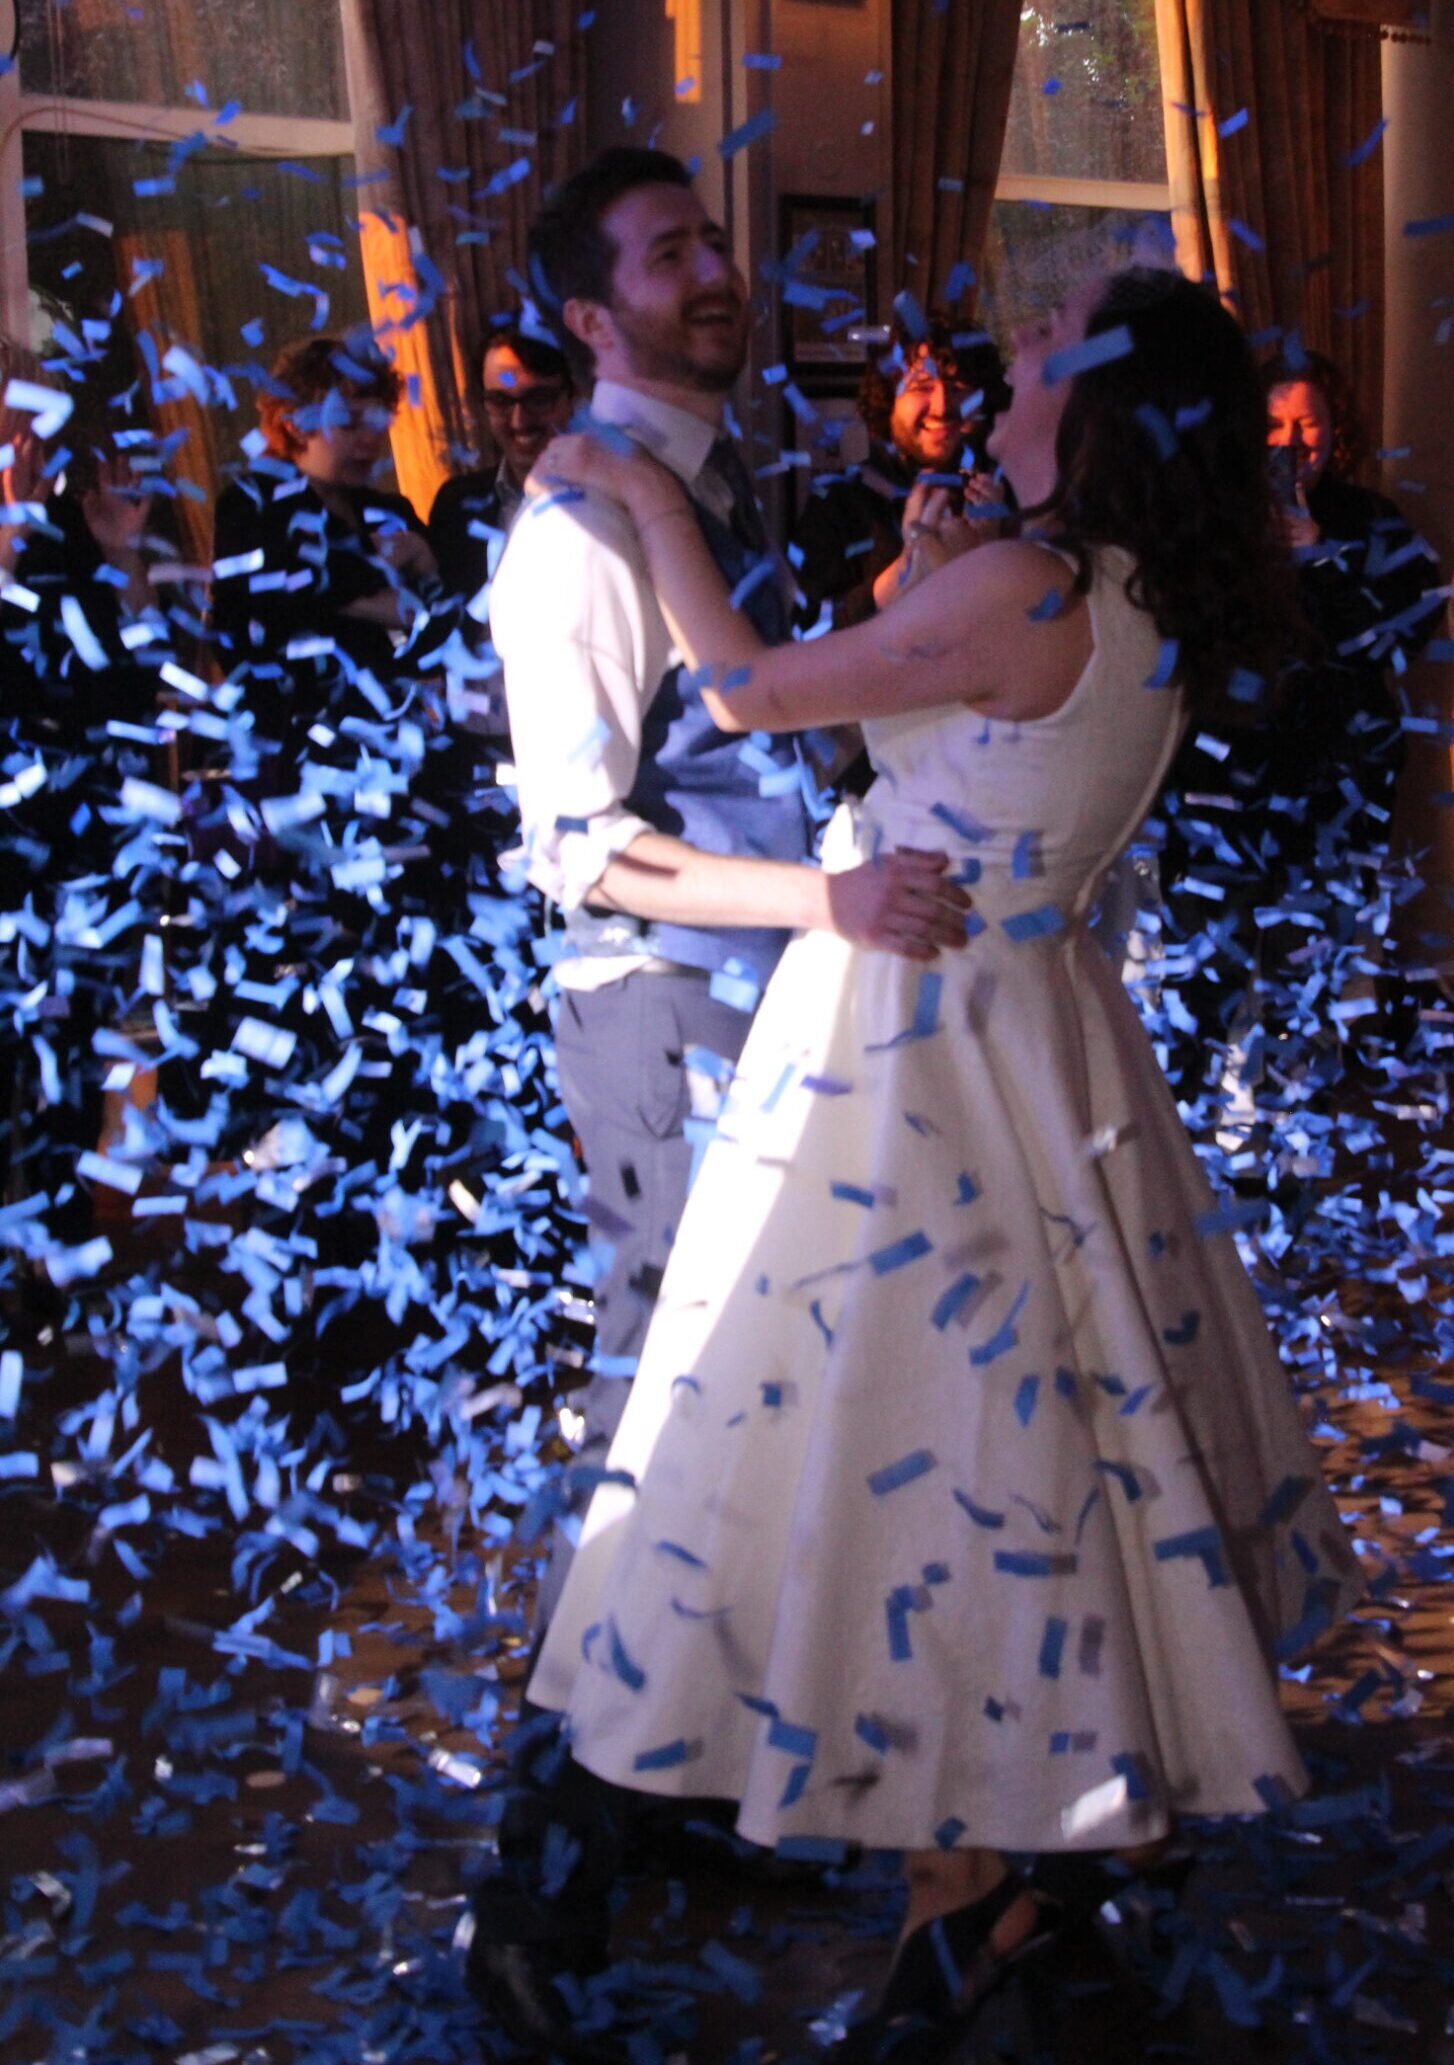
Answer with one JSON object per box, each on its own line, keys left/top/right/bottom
{"left": 1039, "top": 267, "right": 1299, "bottom": 722}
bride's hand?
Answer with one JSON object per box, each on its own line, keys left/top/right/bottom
{"left": 527, "top": 430, "right": 684, "bottom": 529}
{"left": 873, "top": 484, "right": 967, "bottom": 610}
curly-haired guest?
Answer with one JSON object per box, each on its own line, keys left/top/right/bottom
{"left": 791, "top": 310, "right": 1011, "bottom": 633}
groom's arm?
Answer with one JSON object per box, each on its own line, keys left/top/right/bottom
{"left": 492, "top": 494, "right": 966, "bottom": 956}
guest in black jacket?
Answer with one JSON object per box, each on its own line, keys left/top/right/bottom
{"left": 427, "top": 321, "right": 574, "bottom": 606}
{"left": 791, "top": 310, "right": 1010, "bottom": 634}
{"left": 1, "top": 430, "right": 181, "bottom": 1245}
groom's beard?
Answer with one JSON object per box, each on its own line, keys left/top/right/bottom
{"left": 611, "top": 292, "right": 750, "bottom": 394}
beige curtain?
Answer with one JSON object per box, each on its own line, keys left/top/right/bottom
{"left": 114, "top": 227, "right": 217, "bottom": 571}
{"left": 1155, "top": 0, "right": 1388, "bottom": 444}
{"left": 890, "top": 0, "right": 1023, "bottom": 306}
{"left": 340, "top": 0, "right": 584, "bottom": 517}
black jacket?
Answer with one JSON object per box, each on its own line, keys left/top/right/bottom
{"left": 210, "top": 469, "right": 450, "bottom": 754}
{"left": 427, "top": 463, "right": 517, "bottom": 606}
{"left": 790, "top": 443, "right": 914, "bottom": 634}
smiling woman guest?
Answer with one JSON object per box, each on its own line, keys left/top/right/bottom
{"left": 1157, "top": 347, "right": 1445, "bottom": 1118}
{"left": 1261, "top": 347, "right": 1442, "bottom": 878}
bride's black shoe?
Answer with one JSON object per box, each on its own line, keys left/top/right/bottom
{"left": 1029, "top": 1843, "right": 1197, "bottom": 1977}
{"left": 827, "top": 1870, "right": 1058, "bottom": 2062}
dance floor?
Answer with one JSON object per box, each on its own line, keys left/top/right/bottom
{"left": 7, "top": 1063, "right": 1454, "bottom": 2064}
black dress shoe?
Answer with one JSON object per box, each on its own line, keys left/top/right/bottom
{"left": 463, "top": 1919, "right": 625, "bottom": 2063}
{"left": 827, "top": 1870, "right": 1057, "bottom": 2062}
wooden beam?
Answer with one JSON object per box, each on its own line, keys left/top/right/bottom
{"left": 993, "top": 172, "right": 1174, "bottom": 213}
{"left": 17, "top": 95, "right": 353, "bottom": 157}
{"left": 0, "top": 63, "right": 30, "bottom": 341}
{"left": 1307, "top": 0, "right": 1426, "bottom": 28}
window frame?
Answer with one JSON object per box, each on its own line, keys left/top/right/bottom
{"left": 0, "top": 11, "right": 354, "bottom": 350}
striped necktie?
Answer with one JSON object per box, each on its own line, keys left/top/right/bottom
{"left": 704, "top": 435, "right": 768, "bottom": 557}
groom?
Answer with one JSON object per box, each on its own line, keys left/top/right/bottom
{"left": 477, "top": 147, "right": 965, "bottom": 2058}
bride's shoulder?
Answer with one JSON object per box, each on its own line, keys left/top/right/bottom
{"left": 940, "top": 537, "right": 1088, "bottom": 624}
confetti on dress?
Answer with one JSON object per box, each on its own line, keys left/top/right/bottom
{"left": 529, "top": 549, "right": 1363, "bottom": 1852}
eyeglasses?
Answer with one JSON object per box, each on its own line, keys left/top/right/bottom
{"left": 482, "top": 384, "right": 568, "bottom": 421}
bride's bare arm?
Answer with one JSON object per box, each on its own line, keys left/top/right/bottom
{"left": 611, "top": 467, "right": 1084, "bottom": 734}
{"left": 533, "top": 434, "right": 1089, "bottom": 734}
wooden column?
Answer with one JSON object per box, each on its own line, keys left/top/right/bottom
{"left": 1383, "top": 2, "right": 1454, "bottom": 972}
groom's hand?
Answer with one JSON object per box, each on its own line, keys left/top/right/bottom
{"left": 826, "top": 849, "right": 971, "bottom": 960}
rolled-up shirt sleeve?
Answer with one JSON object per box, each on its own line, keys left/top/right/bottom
{"left": 491, "top": 491, "right": 669, "bottom": 909}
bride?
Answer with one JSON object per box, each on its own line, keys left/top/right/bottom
{"left": 522, "top": 267, "right": 1362, "bottom": 2058}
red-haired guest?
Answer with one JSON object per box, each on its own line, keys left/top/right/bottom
{"left": 211, "top": 332, "right": 442, "bottom": 754}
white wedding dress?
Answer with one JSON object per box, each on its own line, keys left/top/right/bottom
{"left": 530, "top": 548, "right": 1362, "bottom": 1854}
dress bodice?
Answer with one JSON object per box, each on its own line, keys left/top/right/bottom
{"left": 853, "top": 547, "right": 1183, "bottom": 934}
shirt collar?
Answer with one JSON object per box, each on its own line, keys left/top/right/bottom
{"left": 590, "top": 380, "right": 721, "bottom": 486}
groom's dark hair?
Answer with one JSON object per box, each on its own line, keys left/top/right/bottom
{"left": 528, "top": 148, "right": 694, "bottom": 383}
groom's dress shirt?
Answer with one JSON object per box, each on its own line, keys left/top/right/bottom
{"left": 491, "top": 381, "right": 748, "bottom": 992}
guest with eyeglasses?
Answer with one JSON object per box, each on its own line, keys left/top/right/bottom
{"left": 427, "top": 322, "right": 575, "bottom": 607}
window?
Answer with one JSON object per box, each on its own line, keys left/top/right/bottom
{"left": 2, "top": 0, "right": 363, "bottom": 552}
{"left": 15, "top": 0, "right": 350, "bottom": 121}
{"left": 984, "top": 2, "right": 1176, "bottom": 334}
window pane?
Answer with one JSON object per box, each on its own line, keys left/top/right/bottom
{"left": 23, "top": 130, "right": 370, "bottom": 520}
{"left": 18, "top": 0, "right": 349, "bottom": 121}
{"left": 1000, "top": 2, "right": 1168, "bottom": 186}
{"left": 981, "top": 199, "right": 1175, "bottom": 337}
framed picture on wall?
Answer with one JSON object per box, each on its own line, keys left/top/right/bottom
{"left": 778, "top": 193, "right": 877, "bottom": 385}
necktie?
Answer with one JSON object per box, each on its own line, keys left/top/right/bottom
{"left": 704, "top": 435, "right": 767, "bottom": 557}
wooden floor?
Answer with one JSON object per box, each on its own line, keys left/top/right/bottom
{"left": 6, "top": 1139, "right": 1454, "bottom": 2063}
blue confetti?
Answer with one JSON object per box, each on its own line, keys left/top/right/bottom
{"left": 719, "top": 108, "right": 776, "bottom": 158}
{"left": 953, "top": 1489, "right": 1006, "bottom": 1529}
{"left": 1345, "top": 114, "right": 1389, "bottom": 166}
{"left": 931, "top": 1272, "right": 981, "bottom": 1330}
{"left": 1144, "top": 637, "right": 1179, "bottom": 688}
{"left": 867, "top": 1448, "right": 937, "bottom": 1495}
{"left": 634, "top": 1737, "right": 691, "bottom": 1770}
{"left": 1153, "top": 1526, "right": 1230, "bottom": 1587}
{"left": 1038, "top": 1615, "right": 1069, "bottom": 1677}
{"left": 1042, "top": 323, "right": 1134, "bottom": 385}
{"left": 1001, "top": 904, "right": 1065, "bottom": 942}
{"left": 869, "top": 1229, "right": 933, "bottom": 1274}
{"left": 994, "top": 1550, "right": 1078, "bottom": 1577}
{"left": 970, "top": 1281, "right": 1030, "bottom": 1367}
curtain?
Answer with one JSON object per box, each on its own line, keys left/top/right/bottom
{"left": 890, "top": 0, "right": 1023, "bottom": 308}
{"left": 113, "top": 228, "right": 218, "bottom": 571}
{"left": 340, "top": 0, "right": 584, "bottom": 519}
{"left": 1154, "top": 0, "right": 1388, "bottom": 443}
